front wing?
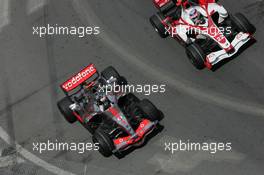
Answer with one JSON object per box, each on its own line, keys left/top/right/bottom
{"left": 113, "top": 119, "right": 158, "bottom": 152}
{"left": 205, "top": 32, "right": 251, "bottom": 68}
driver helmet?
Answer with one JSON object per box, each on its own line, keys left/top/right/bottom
{"left": 189, "top": 8, "right": 204, "bottom": 25}
{"left": 189, "top": 8, "right": 199, "bottom": 22}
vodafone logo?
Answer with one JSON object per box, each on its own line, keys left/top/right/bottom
{"left": 61, "top": 64, "right": 97, "bottom": 92}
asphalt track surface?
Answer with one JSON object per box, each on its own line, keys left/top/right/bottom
{"left": 0, "top": 0, "right": 264, "bottom": 174}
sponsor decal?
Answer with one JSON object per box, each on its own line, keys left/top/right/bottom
{"left": 236, "top": 33, "right": 243, "bottom": 40}
{"left": 61, "top": 64, "right": 97, "bottom": 92}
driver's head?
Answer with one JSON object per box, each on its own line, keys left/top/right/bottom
{"left": 189, "top": 8, "right": 204, "bottom": 25}
{"left": 189, "top": 8, "right": 199, "bottom": 22}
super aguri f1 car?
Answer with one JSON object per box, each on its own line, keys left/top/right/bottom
{"left": 150, "top": 0, "right": 256, "bottom": 69}
{"left": 57, "top": 64, "right": 162, "bottom": 157}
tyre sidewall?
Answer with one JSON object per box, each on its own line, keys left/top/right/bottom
{"left": 150, "top": 13, "right": 168, "bottom": 38}
{"left": 138, "top": 99, "right": 160, "bottom": 121}
{"left": 92, "top": 130, "right": 114, "bottom": 157}
{"left": 186, "top": 43, "right": 205, "bottom": 70}
{"left": 57, "top": 97, "right": 76, "bottom": 123}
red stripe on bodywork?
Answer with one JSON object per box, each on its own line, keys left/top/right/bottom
{"left": 108, "top": 107, "right": 119, "bottom": 116}
{"left": 73, "top": 111, "right": 84, "bottom": 123}
{"left": 108, "top": 107, "right": 129, "bottom": 128}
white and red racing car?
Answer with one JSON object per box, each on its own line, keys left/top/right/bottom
{"left": 150, "top": 0, "right": 256, "bottom": 69}
{"left": 57, "top": 64, "right": 162, "bottom": 157}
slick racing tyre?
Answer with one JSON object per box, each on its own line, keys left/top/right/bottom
{"left": 57, "top": 97, "right": 77, "bottom": 123}
{"left": 101, "top": 66, "right": 120, "bottom": 82}
{"left": 150, "top": 12, "right": 169, "bottom": 38}
{"left": 138, "top": 99, "right": 161, "bottom": 121}
{"left": 186, "top": 43, "right": 206, "bottom": 70}
{"left": 231, "top": 13, "right": 256, "bottom": 34}
{"left": 92, "top": 129, "right": 114, "bottom": 157}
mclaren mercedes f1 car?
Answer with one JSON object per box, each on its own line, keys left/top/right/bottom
{"left": 57, "top": 64, "right": 162, "bottom": 157}
{"left": 150, "top": 0, "right": 256, "bottom": 69}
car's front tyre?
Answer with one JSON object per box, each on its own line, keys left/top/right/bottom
{"left": 92, "top": 129, "right": 114, "bottom": 157}
{"left": 137, "top": 99, "right": 161, "bottom": 122}
{"left": 186, "top": 43, "right": 206, "bottom": 70}
{"left": 231, "top": 13, "right": 256, "bottom": 34}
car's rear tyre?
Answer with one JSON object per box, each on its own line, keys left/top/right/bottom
{"left": 150, "top": 12, "right": 169, "bottom": 38}
{"left": 186, "top": 43, "right": 206, "bottom": 70}
{"left": 92, "top": 129, "right": 114, "bottom": 157}
{"left": 137, "top": 99, "right": 161, "bottom": 121}
{"left": 231, "top": 13, "right": 256, "bottom": 34}
{"left": 101, "top": 66, "right": 120, "bottom": 81}
{"left": 57, "top": 97, "right": 76, "bottom": 123}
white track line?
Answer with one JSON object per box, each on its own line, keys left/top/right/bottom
{"left": 0, "top": 0, "right": 10, "bottom": 31}
{"left": 27, "top": 0, "right": 47, "bottom": 15}
{"left": 0, "top": 127, "right": 75, "bottom": 175}
{"left": 0, "top": 154, "right": 24, "bottom": 168}
{"left": 0, "top": 0, "right": 74, "bottom": 173}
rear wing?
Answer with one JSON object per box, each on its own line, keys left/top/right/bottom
{"left": 60, "top": 64, "right": 98, "bottom": 93}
